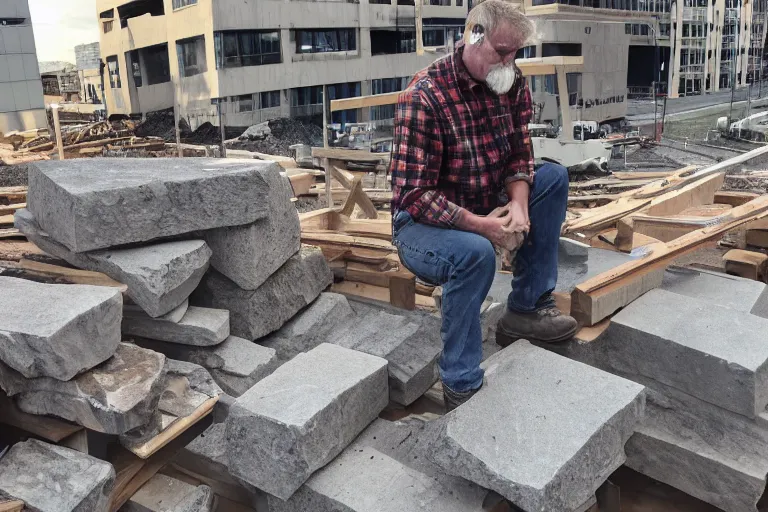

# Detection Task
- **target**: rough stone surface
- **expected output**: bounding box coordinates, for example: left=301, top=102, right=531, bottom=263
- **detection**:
left=260, top=293, right=355, bottom=363
left=623, top=383, right=768, bottom=512
left=125, top=299, right=189, bottom=325
left=123, top=306, right=230, bottom=347
left=559, top=237, right=590, bottom=259
left=27, top=158, right=278, bottom=252
left=0, top=276, right=122, bottom=380
left=335, top=297, right=442, bottom=406
left=661, top=266, right=768, bottom=313
left=0, top=343, right=166, bottom=434
left=750, top=286, right=768, bottom=319
left=192, top=246, right=332, bottom=340
left=577, top=288, right=768, bottom=418
left=0, top=439, right=115, bottom=512
left=175, top=423, right=236, bottom=486
left=269, top=446, right=484, bottom=512
left=203, top=171, right=300, bottom=290
left=226, top=343, right=389, bottom=500
left=158, top=359, right=221, bottom=418
left=16, top=207, right=211, bottom=317
left=555, top=247, right=663, bottom=294
left=427, top=341, right=645, bottom=512
left=121, top=474, right=213, bottom=512
left=133, top=335, right=278, bottom=397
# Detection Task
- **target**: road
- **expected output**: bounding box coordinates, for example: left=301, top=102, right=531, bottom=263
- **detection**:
left=626, top=87, right=768, bottom=123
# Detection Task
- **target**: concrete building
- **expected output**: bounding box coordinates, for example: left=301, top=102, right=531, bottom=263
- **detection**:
left=0, top=0, right=46, bottom=133
left=75, top=42, right=104, bottom=104
left=95, top=0, right=467, bottom=129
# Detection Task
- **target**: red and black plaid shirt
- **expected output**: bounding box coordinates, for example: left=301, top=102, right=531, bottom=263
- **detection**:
left=390, top=44, right=535, bottom=227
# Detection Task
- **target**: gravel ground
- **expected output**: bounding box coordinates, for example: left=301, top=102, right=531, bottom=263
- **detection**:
left=0, top=163, right=30, bottom=187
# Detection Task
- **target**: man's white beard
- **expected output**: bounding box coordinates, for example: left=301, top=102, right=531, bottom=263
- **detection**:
left=486, top=64, right=517, bottom=95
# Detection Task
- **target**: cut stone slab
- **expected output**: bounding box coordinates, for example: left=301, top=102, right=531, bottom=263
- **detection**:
left=559, top=237, right=590, bottom=259
left=0, top=439, right=115, bottom=512
left=133, top=335, right=278, bottom=397
left=226, top=343, right=389, bottom=500
left=0, top=276, right=122, bottom=380
left=158, top=359, right=221, bottom=418
left=623, top=383, right=768, bottom=512
left=16, top=207, right=211, bottom=318
left=175, top=423, right=236, bottom=486
left=27, top=158, right=279, bottom=252
left=203, top=171, right=300, bottom=290
left=123, top=306, right=230, bottom=347
left=192, top=246, right=332, bottom=340
left=427, top=340, right=645, bottom=512
left=125, top=299, right=189, bottom=325
left=751, top=286, right=768, bottom=319
left=260, top=292, right=355, bottom=363
left=661, top=265, right=768, bottom=313
left=121, top=474, right=213, bottom=512
left=0, top=343, right=166, bottom=434
left=578, top=288, right=768, bottom=418
left=555, top=246, right=663, bottom=294
left=334, top=297, right=442, bottom=406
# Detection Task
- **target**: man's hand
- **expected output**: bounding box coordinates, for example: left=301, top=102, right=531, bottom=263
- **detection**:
left=455, top=208, right=526, bottom=250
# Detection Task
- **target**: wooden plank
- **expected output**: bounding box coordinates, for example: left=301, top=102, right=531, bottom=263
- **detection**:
left=0, top=203, right=25, bottom=216
left=389, top=270, right=416, bottom=310
left=300, top=231, right=395, bottom=252
left=571, top=195, right=768, bottom=326
left=0, top=214, right=13, bottom=226
left=590, top=229, right=661, bottom=252
left=0, top=391, right=83, bottom=442
left=714, top=190, right=760, bottom=207
left=0, top=500, right=24, bottom=512
left=299, top=208, right=335, bottom=231
left=723, top=249, right=768, bottom=281
left=339, top=176, right=379, bottom=219
left=611, top=171, right=677, bottom=180
left=0, top=228, right=23, bottom=240
left=287, top=172, right=315, bottom=197
left=332, top=280, right=434, bottom=309
left=311, top=147, right=389, bottom=163
left=746, top=229, right=768, bottom=248
left=330, top=165, right=355, bottom=190
left=0, top=240, right=41, bottom=261
left=345, top=261, right=391, bottom=288
left=17, top=259, right=128, bottom=291
left=127, top=396, right=218, bottom=460
left=0, top=186, right=28, bottom=198
left=337, top=216, right=392, bottom=240
left=330, top=92, right=402, bottom=112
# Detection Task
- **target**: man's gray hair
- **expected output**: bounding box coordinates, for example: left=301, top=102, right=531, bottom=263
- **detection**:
left=465, top=0, right=535, bottom=45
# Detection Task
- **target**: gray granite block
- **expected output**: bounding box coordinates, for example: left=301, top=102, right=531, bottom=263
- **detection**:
left=268, top=447, right=484, bottom=512
left=226, top=343, right=389, bottom=500
left=125, top=299, right=189, bottom=324
left=661, top=266, right=768, bottom=313
left=27, top=158, right=278, bottom=252
left=121, top=474, right=213, bottom=512
left=175, top=423, right=236, bottom=485
left=580, top=288, right=768, bottom=418
left=555, top=246, right=663, bottom=294
left=0, top=343, right=166, bottom=434
left=559, top=237, right=590, bottom=259
left=260, top=292, right=355, bottom=363
left=123, top=306, right=230, bottom=347
left=133, top=335, right=278, bottom=397
left=192, top=246, right=332, bottom=340
left=0, top=276, right=122, bottom=380
left=751, top=286, right=768, bottom=319
left=204, top=172, right=300, bottom=290
left=333, top=297, right=442, bottom=406
left=17, top=206, right=211, bottom=317
left=428, top=341, right=645, bottom=512
left=0, top=439, right=115, bottom=512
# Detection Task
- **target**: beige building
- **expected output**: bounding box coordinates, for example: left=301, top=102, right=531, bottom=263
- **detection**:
left=0, top=0, right=46, bottom=133
left=95, top=0, right=467, bottom=129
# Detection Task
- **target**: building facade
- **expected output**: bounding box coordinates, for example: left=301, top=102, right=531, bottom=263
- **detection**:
left=95, top=0, right=467, bottom=128
left=0, top=0, right=46, bottom=133
left=75, top=42, right=104, bottom=104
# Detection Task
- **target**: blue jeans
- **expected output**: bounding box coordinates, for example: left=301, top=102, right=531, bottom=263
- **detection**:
left=393, top=163, right=569, bottom=392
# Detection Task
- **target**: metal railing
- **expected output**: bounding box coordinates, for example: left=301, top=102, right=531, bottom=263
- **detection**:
left=680, top=64, right=705, bottom=74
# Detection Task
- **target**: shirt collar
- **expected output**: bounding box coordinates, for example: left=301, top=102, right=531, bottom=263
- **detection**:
left=452, top=43, right=482, bottom=92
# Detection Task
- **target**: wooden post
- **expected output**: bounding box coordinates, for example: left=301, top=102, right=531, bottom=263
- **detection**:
left=218, top=101, right=226, bottom=158
left=416, top=0, right=424, bottom=56
left=322, top=158, right=333, bottom=209
left=556, top=66, right=573, bottom=141
left=322, top=84, right=329, bottom=148
left=51, top=105, right=65, bottom=161
left=174, top=81, right=183, bottom=158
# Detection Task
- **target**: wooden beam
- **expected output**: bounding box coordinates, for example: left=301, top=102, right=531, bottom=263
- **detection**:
left=610, top=171, right=677, bottom=180
left=332, top=280, right=435, bottom=309
left=746, top=229, right=768, bottom=248
left=339, top=176, right=379, bottom=219
left=299, top=208, right=336, bottom=231
left=571, top=195, right=768, bottom=326
left=0, top=500, right=24, bottom=512
left=714, top=190, right=760, bottom=207
left=330, top=92, right=402, bottom=112
left=0, top=391, right=83, bottom=442
left=330, top=165, right=355, bottom=190
left=311, top=147, right=388, bottom=163
left=0, top=203, right=25, bottom=216
left=17, top=259, right=128, bottom=291
left=287, top=172, right=315, bottom=197
left=390, top=270, right=416, bottom=310
left=723, top=249, right=768, bottom=281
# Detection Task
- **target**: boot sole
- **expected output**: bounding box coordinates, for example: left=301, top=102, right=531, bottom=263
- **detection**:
left=496, top=324, right=578, bottom=347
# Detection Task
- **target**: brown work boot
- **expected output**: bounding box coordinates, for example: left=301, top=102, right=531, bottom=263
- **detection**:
left=443, top=383, right=482, bottom=412
left=495, top=306, right=578, bottom=347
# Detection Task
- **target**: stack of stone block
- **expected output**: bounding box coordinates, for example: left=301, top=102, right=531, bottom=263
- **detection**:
left=549, top=253, right=768, bottom=511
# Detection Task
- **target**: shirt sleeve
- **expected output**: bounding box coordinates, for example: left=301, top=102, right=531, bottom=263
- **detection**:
left=504, top=78, right=535, bottom=186
left=390, top=84, right=464, bottom=227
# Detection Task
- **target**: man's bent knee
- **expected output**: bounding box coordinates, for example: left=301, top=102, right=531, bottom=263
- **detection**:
left=536, top=162, right=569, bottom=194
left=460, top=235, right=496, bottom=276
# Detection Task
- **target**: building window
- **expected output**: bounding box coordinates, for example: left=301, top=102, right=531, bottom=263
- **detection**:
left=106, top=56, right=121, bottom=88
left=103, top=21, right=114, bottom=33
left=144, top=44, right=171, bottom=85
left=173, top=0, right=198, bottom=9
left=261, top=90, right=281, bottom=109
left=566, top=72, right=582, bottom=106
left=296, top=29, right=356, bottom=54
left=236, top=94, right=255, bottom=112
left=371, top=29, right=416, bottom=55
left=214, top=31, right=281, bottom=69
left=423, top=28, right=445, bottom=46
left=128, top=50, right=142, bottom=88
left=543, top=74, right=558, bottom=94
left=99, top=9, right=114, bottom=18
left=371, top=77, right=409, bottom=120
left=0, top=18, right=25, bottom=26
left=457, top=0, right=463, bottom=5
left=516, top=45, right=537, bottom=58
left=542, top=43, right=582, bottom=57
left=176, top=36, right=207, bottom=77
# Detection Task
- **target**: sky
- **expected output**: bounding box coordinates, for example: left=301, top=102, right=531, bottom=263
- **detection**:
left=28, top=0, right=99, bottom=63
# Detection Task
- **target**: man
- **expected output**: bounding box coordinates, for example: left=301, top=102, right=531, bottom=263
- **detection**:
left=389, top=0, right=577, bottom=411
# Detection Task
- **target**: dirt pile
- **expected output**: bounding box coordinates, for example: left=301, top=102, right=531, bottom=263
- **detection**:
left=227, top=118, right=323, bottom=157
left=135, top=110, right=177, bottom=141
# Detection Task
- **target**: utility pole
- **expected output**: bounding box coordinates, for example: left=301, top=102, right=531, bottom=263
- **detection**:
left=218, top=101, right=226, bottom=158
